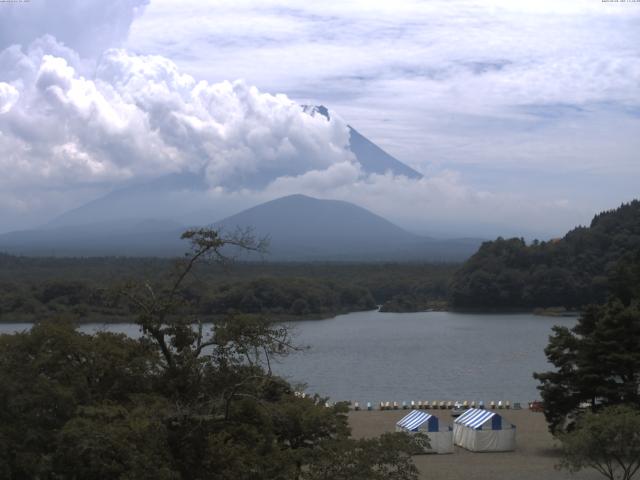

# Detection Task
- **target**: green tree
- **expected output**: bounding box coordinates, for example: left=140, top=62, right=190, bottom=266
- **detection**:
left=450, top=201, right=640, bottom=310
left=290, top=298, right=310, bottom=315
left=0, top=321, right=157, bottom=478
left=0, top=228, right=424, bottom=479
left=558, top=405, right=640, bottom=480
left=534, top=300, right=640, bottom=433
left=534, top=246, right=640, bottom=433
left=303, top=433, right=426, bottom=480
left=53, top=397, right=179, bottom=480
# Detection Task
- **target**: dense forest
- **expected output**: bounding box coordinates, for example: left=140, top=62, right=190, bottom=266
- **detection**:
left=449, top=200, right=640, bottom=310
left=0, top=229, right=425, bottom=479
left=0, top=255, right=456, bottom=322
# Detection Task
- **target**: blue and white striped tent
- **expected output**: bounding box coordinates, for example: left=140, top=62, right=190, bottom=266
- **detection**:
left=453, top=408, right=515, bottom=452
left=395, top=410, right=453, bottom=454
left=455, top=409, right=502, bottom=430
left=396, top=410, right=439, bottom=432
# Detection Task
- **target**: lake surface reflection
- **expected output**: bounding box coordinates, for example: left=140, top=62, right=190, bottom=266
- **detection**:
left=0, top=310, right=575, bottom=404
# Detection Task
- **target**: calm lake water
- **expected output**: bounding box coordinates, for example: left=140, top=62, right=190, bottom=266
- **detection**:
left=0, top=310, right=575, bottom=404
left=275, top=310, right=576, bottom=404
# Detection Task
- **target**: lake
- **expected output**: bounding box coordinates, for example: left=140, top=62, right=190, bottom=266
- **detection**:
left=276, top=310, right=576, bottom=404
left=0, top=310, right=575, bottom=404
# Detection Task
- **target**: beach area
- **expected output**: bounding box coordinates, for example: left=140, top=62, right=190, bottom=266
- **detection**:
left=348, top=409, right=601, bottom=480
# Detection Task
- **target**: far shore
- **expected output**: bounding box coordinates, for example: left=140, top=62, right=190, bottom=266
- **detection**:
left=0, top=305, right=582, bottom=325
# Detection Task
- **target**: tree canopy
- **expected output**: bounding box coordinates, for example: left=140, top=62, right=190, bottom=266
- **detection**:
left=0, top=254, right=455, bottom=322
left=534, top=248, right=640, bottom=434
left=450, top=200, right=640, bottom=310
left=558, top=405, right=640, bottom=480
left=0, top=228, right=424, bottom=479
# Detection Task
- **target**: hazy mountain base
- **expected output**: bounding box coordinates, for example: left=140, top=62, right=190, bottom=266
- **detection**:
left=0, top=195, right=482, bottom=261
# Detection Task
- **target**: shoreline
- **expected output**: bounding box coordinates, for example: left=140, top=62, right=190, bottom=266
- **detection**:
left=0, top=305, right=582, bottom=324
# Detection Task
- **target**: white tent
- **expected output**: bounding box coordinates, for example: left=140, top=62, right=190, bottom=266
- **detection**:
left=453, top=408, right=516, bottom=452
left=395, top=410, right=453, bottom=454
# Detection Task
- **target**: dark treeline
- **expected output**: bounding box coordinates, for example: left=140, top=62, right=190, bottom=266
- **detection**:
left=449, top=200, right=640, bottom=310
left=0, top=255, right=457, bottom=321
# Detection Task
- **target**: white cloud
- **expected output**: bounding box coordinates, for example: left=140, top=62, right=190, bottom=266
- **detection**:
left=0, top=83, right=18, bottom=114
left=0, top=39, right=363, bottom=229
left=0, top=40, right=357, bottom=187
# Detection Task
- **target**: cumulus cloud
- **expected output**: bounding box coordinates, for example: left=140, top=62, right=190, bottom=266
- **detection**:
left=0, top=38, right=366, bottom=230
left=0, top=39, right=357, bottom=188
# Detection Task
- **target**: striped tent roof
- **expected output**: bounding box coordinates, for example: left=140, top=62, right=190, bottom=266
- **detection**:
left=454, top=408, right=497, bottom=429
left=396, top=410, right=434, bottom=431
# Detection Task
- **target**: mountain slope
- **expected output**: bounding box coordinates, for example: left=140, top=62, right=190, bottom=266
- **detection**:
left=302, top=105, right=422, bottom=179
left=49, top=172, right=209, bottom=227
left=0, top=194, right=480, bottom=261
left=449, top=200, right=640, bottom=309
left=216, top=194, right=419, bottom=260
left=216, top=194, right=477, bottom=261
left=348, top=126, right=422, bottom=179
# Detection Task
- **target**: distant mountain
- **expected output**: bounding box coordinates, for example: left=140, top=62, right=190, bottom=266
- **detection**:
left=449, top=200, right=640, bottom=310
left=48, top=106, right=422, bottom=228
left=0, top=194, right=480, bottom=261
left=216, top=194, right=478, bottom=261
left=49, top=172, right=209, bottom=228
left=216, top=194, right=418, bottom=260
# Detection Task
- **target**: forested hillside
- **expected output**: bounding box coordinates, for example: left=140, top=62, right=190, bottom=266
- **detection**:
left=0, top=256, right=455, bottom=321
left=449, top=200, right=640, bottom=310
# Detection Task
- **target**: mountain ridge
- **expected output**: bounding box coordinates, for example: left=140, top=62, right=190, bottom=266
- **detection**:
left=0, top=194, right=480, bottom=261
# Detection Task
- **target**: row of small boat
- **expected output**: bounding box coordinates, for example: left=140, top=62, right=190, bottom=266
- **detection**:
left=291, top=393, right=523, bottom=411
left=352, top=400, right=519, bottom=411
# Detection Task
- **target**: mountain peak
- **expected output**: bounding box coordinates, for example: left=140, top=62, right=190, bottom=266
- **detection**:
left=301, top=104, right=330, bottom=120
left=274, top=193, right=315, bottom=201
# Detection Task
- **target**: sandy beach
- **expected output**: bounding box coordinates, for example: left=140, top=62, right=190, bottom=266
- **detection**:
left=348, top=409, right=601, bottom=480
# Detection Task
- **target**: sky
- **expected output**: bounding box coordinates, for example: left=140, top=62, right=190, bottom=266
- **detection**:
left=0, top=0, right=639, bottom=238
